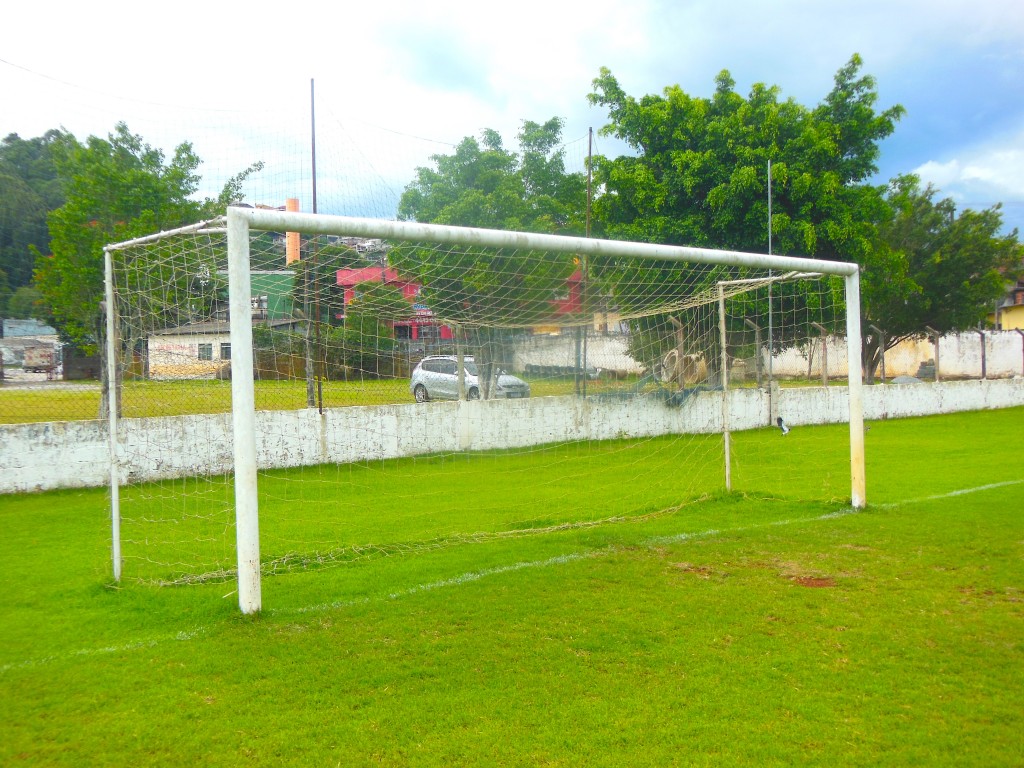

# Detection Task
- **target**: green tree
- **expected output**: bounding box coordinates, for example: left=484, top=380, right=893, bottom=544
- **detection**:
left=35, top=122, right=260, bottom=350
left=345, top=281, right=413, bottom=324
left=36, top=124, right=205, bottom=348
left=398, top=119, right=587, bottom=234
left=862, top=175, right=1023, bottom=377
left=395, top=119, right=587, bottom=396
left=587, top=55, right=904, bottom=368
left=0, top=268, right=11, bottom=316
left=588, top=54, right=902, bottom=258
left=0, top=131, right=65, bottom=291
left=7, top=285, right=44, bottom=319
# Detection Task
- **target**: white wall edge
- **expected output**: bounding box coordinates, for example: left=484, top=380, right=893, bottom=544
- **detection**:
left=2, top=377, right=1021, bottom=495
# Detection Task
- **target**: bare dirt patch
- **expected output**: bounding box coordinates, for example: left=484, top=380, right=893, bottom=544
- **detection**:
left=791, top=576, right=836, bottom=588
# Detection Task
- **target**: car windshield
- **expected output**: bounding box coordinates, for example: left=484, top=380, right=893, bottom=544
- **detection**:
left=463, top=361, right=478, bottom=376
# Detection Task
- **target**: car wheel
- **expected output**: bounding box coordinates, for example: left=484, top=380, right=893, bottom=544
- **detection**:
left=414, top=384, right=429, bottom=403
left=467, top=387, right=480, bottom=400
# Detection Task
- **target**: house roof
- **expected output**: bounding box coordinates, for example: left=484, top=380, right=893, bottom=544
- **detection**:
left=153, top=318, right=300, bottom=336
left=336, top=267, right=403, bottom=287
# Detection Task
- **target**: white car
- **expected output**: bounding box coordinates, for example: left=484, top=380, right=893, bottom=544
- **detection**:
left=410, top=355, right=530, bottom=402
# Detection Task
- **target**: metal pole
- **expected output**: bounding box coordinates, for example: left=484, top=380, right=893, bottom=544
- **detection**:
left=310, top=78, right=318, bottom=216
left=719, top=284, right=731, bottom=492
left=767, top=159, right=772, bottom=257
left=743, top=318, right=763, bottom=387
left=103, top=248, right=121, bottom=582
left=583, top=127, right=593, bottom=399
left=767, top=160, right=774, bottom=421
left=227, top=207, right=262, bottom=614
left=310, top=78, right=323, bottom=411
left=586, top=128, right=593, bottom=239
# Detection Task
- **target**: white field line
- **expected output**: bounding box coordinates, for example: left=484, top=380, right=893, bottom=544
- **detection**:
left=871, top=479, right=1024, bottom=509
left=3, top=480, right=1019, bottom=674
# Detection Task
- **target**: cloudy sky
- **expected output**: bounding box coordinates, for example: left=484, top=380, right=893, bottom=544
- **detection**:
left=3, top=0, right=1023, bottom=233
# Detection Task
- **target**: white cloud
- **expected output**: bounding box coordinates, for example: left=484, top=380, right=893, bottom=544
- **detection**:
left=914, top=160, right=964, bottom=189
left=913, top=133, right=1024, bottom=232
left=916, top=135, right=1024, bottom=199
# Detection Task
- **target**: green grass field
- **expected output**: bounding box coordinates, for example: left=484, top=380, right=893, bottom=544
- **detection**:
left=2, top=409, right=1022, bottom=766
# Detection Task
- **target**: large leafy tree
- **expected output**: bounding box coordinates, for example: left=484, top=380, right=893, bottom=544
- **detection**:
left=394, top=118, right=588, bottom=396
left=588, top=54, right=902, bottom=259
left=398, top=118, right=586, bottom=234
left=0, top=130, right=66, bottom=296
left=586, top=55, right=904, bottom=368
left=862, top=175, right=1022, bottom=377
left=35, top=122, right=258, bottom=349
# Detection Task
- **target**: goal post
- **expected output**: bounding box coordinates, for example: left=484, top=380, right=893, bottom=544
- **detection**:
left=844, top=269, right=866, bottom=509
left=227, top=210, right=262, bottom=614
left=105, top=207, right=865, bottom=614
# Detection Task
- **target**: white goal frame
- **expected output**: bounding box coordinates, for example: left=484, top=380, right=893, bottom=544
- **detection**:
left=106, top=206, right=865, bottom=613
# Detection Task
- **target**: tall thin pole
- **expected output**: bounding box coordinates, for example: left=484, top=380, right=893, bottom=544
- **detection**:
left=311, top=78, right=323, bottom=411
left=586, top=128, right=593, bottom=239
left=767, top=160, right=774, bottom=420
left=767, top=160, right=772, bottom=258
left=310, top=79, right=318, bottom=216
left=718, top=283, right=731, bottom=491
left=582, top=128, right=593, bottom=398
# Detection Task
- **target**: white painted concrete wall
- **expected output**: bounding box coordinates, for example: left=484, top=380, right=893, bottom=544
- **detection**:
left=512, top=330, right=1024, bottom=380
left=765, top=330, right=1024, bottom=379
left=513, top=334, right=644, bottom=375
left=2, top=378, right=1021, bottom=494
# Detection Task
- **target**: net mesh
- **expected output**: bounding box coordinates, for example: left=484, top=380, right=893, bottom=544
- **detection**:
left=107, top=220, right=849, bottom=587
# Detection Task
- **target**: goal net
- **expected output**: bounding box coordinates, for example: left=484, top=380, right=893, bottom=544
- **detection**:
left=104, top=209, right=864, bottom=612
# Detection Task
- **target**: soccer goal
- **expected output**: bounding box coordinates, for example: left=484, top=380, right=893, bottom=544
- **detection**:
left=104, top=207, right=864, bottom=613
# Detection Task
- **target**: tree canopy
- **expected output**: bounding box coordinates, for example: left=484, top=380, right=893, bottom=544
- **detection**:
left=582, top=56, right=906, bottom=362
left=394, top=118, right=588, bottom=320
left=398, top=118, right=587, bottom=235
left=0, top=130, right=66, bottom=296
left=34, top=122, right=260, bottom=348
left=860, top=175, right=1023, bottom=373
left=587, top=54, right=904, bottom=263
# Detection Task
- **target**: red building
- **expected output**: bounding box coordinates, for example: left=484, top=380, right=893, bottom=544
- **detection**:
left=335, top=267, right=454, bottom=342
left=336, top=266, right=590, bottom=339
